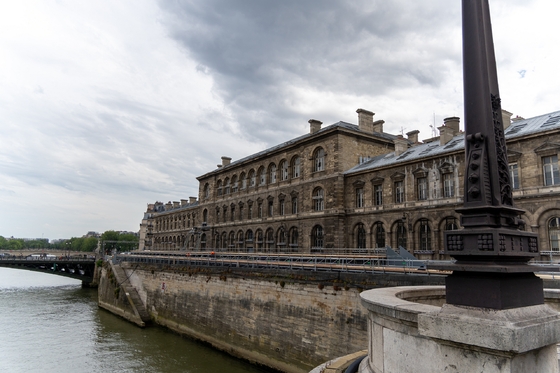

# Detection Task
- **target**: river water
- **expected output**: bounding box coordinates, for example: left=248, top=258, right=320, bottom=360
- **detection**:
left=0, top=268, right=271, bottom=373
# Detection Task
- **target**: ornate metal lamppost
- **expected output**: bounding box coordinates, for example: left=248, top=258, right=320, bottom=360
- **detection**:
left=432, top=0, right=546, bottom=309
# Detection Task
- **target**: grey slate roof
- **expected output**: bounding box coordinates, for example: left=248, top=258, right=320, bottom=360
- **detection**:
left=345, top=109, right=560, bottom=175
left=198, top=121, right=398, bottom=178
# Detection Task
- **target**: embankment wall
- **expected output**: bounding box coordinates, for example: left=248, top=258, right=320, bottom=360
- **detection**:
left=98, top=262, right=444, bottom=372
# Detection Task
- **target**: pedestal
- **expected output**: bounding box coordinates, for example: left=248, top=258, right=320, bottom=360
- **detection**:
left=359, top=286, right=560, bottom=373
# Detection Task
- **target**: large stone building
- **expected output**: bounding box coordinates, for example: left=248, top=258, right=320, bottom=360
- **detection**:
left=139, top=108, right=560, bottom=262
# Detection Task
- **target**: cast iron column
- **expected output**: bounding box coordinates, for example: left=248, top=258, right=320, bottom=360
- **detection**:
left=437, top=0, right=544, bottom=309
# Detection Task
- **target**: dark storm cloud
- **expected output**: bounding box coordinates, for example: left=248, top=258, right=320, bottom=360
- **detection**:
left=158, top=0, right=461, bottom=143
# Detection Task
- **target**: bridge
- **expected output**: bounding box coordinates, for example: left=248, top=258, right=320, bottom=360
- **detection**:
left=0, top=256, right=97, bottom=284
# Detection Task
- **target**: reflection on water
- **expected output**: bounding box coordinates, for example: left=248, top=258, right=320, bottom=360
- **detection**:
left=0, top=268, right=270, bottom=373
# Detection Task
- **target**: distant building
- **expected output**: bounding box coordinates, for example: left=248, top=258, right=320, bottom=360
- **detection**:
left=139, top=108, right=560, bottom=261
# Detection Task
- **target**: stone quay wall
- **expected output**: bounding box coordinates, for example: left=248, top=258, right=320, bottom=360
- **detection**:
left=98, top=262, right=444, bottom=372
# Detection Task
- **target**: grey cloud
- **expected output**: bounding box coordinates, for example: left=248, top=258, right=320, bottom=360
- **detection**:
left=158, top=0, right=462, bottom=143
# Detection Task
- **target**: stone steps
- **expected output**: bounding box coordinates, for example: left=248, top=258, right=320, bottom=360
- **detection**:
left=111, top=264, right=151, bottom=323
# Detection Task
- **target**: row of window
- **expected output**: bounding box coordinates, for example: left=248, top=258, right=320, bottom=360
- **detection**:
left=204, top=148, right=327, bottom=199
left=203, top=188, right=326, bottom=223
left=354, top=173, right=455, bottom=208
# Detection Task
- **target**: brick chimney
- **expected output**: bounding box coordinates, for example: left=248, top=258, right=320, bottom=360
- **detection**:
left=406, top=130, right=420, bottom=144
left=189, top=196, right=197, bottom=204
left=309, top=119, right=322, bottom=134
left=373, top=120, right=384, bottom=133
left=502, top=109, right=513, bottom=130
left=357, top=108, right=375, bottom=132
left=221, top=156, right=231, bottom=167
left=394, top=135, right=408, bottom=156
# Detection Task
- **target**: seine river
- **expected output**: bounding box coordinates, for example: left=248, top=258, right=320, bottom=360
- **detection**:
left=0, top=268, right=271, bottom=373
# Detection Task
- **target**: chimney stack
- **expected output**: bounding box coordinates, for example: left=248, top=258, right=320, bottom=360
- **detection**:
left=309, top=119, right=322, bottom=134
left=221, top=156, right=231, bottom=167
left=443, top=117, right=460, bottom=135
left=394, top=135, right=408, bottom=156
left=406, top=130, right=420, bottom=144
left=501, top=109, right=513, bottom=130
left=181, top=199, right=188, bottom=206
left=189, top=196, right=197, bottom=204
left=357, top=108, right=375, bottom=132
left=165, top=201, right=172, bottom=211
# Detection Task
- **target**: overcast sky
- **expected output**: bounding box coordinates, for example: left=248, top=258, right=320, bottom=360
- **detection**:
left=1, top=0, right=558, bottom=240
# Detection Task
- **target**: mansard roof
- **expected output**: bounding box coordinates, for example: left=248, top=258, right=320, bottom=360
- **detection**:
left=345, top=109, right=560, bottom=175
left=197, top=121, right=398, bottom=179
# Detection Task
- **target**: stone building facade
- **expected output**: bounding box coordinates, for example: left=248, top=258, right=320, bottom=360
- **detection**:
left=140, top=108, right=560, bottom=262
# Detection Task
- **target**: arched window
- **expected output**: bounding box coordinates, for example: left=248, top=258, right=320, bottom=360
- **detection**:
left=280, top=160, right=289, bottom=181
left=311, top=225, right=324, bottom=249
left=246, top=230, right=254, bottom=243
left=396, top=221, right=407, bottom=249
left=204, top=183, right=209, bottom=199
left=314, top=147, right=325, bottom=172
left=277, top=227, right=286, bottom=250
left=228, top=231, right=235, bottom=251
left=217, top=180, right=223, bottom=196
left=237, top=231, right=244, bottom=249
left=202, top=209, right=208, bottom=223
left=356, top=223, right=366, bottom=249
left=444, top=217, right=458, bottom=231
left=256, top=229, right=263, bottom=250
left=258, top=167, right=266, bottom=186
left=269, top=163, right=277, bottom=184
left=313, top=188, right=324, bottom=211
left=292, top=156, right=301, bottom=178
left=265, top=228, right=274, bottom=250
left=224, top=177, right=230, bottom=194
left=240, top=172, right=247, bottom=190
left=215, top=233, right=221, bottom=249
left=549, top=217, right=560, bottom=252
left=221, top=232, right=227, bottom=249
left=374, top=222, right=385, bottom=248
left=418, top=219, right=431, bottom=251
left=292, top=197, right=298, bottom=214
left=289, top=227, right=298, bottom=250
left=200, top=233, right=207, bottom=249
left=231, top=175, right=238, bottom=193
left=248, top=170, right=256, bottom=187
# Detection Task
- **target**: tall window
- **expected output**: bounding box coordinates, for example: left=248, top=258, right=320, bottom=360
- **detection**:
left=240, top=173, right=247, bottom=190
left=223, top=207, right=227, bottom=223
left=239, top=205, right=244, bottom=221
left=217, top=180, right=223, bottom=196
left=396, top=221, right=407, bottom=249
left=248, top=204, right=253, bottom=219
left=543, top=155, right=560, bottom=186
left=277, top=228, right=286, bottom=248
left=269, top=164, right=277, bottom=184
left=292, top=197, right=298, bottom=214
left=258, top=203, right=263, bottom=218
left=313, top=188, right=324, bottom=211
left=417, top=177, right=428, bottom=200
left=549, top=217, right=560, bottom=252
left=268, top=200, right=274, bottom=217
left=216, top=208, right=220, bottom=222
left=311, top=225, right=324, bottom=249
left=289, top=228, right=298, bottom=249
left=259, top=168, right=266, bottom=186
left=419, top=220, right=431, bottom=251
left=246, top=230, right=254, bottom=244
left=281, top=161, right=289, bottom=181
left=256, top=230, right=263, bottom=249
left=203, top=209, right=208, bottom=223
left=249, top=170, right=256, bottom=187
left=279, top=199, right=285, bottom=215
left=231, top=176, right=238, bottom=193
left=230, top=206, right=235, bottom=222
left=509, top=164, right=519, bottom=190
left=374, top=184, right=383, bottom=206
left=374, top=222, right=385, bottom=248
left=224, top=178, right=231, bottom=194
left=394, top=181, right=404, bottom=203
left=292, top=156, right=301, bottom=178
left=265, top=228, right=274, bottom=249
left=443, top=173, right=454, bottom=197
left=204, top=184, right=209, bottom=199
left=356, top=223, right=366, bottom=249
left=356, top=187, right=364, bottom=208
left=314, top=148, right=325, bottom=172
